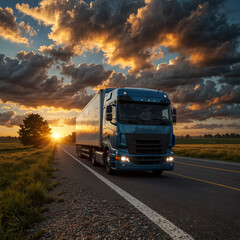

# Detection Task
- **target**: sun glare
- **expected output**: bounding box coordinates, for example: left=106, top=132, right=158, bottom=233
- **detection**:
left=52, top=133, right=61, bottom=139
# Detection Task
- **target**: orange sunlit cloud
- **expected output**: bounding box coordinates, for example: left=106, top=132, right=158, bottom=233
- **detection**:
left=0, top=7, right=29, bottom=44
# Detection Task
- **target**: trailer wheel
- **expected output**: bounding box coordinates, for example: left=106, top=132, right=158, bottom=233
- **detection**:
left=91, top=150, right=98, bottom=166
left=105, top=150, right=116, bottom=175
left=77, top=147, right=83, bottom=158
left=152, top=170, right=162, bottom=175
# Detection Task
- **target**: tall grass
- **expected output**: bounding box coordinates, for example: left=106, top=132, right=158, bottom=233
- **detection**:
left=173, top=144, right=240, bottom=162
left=176, top=138, right=240, bottom=144
left=0, top=143, right=55, bottom=240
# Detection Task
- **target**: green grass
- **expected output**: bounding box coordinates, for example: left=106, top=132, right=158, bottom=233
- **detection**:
left=0, top=143, right=56, bottom=240
left=176, top=138, right=240, bottom=144
left=173, top=144, right=240, bottom=163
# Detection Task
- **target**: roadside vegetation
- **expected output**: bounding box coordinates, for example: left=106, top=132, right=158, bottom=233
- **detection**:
left=174, top=138, right=240, bottom=163
left=176, top=138, right=240, bottom=144
left=0, top=142, right=56, bottom=240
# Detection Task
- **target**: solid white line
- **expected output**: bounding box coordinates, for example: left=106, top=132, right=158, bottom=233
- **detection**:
left=176, top=156, right=240, bottom=166
left=62, top=148, right=194, bottom=240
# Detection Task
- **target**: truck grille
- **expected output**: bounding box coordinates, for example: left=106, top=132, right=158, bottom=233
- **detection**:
left=125, top=133, right=170, bottom=155
left=131, top=156, right=164, bottom=165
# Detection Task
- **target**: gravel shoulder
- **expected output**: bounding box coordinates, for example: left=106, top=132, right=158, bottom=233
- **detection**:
left=28, top=148, right=171, bottom=240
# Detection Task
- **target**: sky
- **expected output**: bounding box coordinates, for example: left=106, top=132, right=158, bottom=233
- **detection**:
left=0, top=0, right=240, bottom=137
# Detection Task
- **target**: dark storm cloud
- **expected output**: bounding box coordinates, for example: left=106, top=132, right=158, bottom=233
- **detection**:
left=177, top=104, right=240, bottom=123
left=17, top=0, right=240, bottom=72
left=0, top=111, right=29, bottom=127
left=62, top=63, right=113, bottom=89
left=183, top=123, right=240, bottom=130
left=104, top=57, right=230, bottom=91
left=39, top=45, right=74, bottom=62
left=165, top=2, right=240, bottom=66
left=169, top=81, right=240, bottom=107
left=9, top=112, right=30, bottom=127
left=0, top=7, right=28, bottom=44
left=219, top=64, right=240, bottom=85
left=0, top=52, right=105, bottom=110
left=0, top=110, right=14, bottom=125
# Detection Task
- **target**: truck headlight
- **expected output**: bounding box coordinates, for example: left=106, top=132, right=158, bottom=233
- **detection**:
left=116, top=155, right=130, bottom=162
left=166, top=156, right=174, bottom=162
left=121, top=156, right=129, bottom=162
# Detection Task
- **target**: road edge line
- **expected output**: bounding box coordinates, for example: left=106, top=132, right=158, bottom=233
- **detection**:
left=62, top=148, right=194, bottom=240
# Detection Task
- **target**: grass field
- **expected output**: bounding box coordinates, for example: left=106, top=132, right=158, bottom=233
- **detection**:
left=173, top=144, right=240, bottom=163
left=175, top=138, right=240, bottom=144
left=0, top=143, right=56, bottom=240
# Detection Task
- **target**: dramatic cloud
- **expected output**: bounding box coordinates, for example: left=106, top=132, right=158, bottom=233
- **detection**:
left=0, top=111, right=30, bottom=127
left=62, top=63, right=113, bottom=89
left=9, top=112, right=30, bottom=127
left=0, top=110, right=14, bottom=125
left=0, top=52, right=116, bottom=110
left=46, top=118, right=62, bottom=127
left=170, top=82, right=240, bottom=106
left=63, top=117, right=76, bottom=126
left=39, top=44, right=74, bottom=62
left=46, top=117, right=76, bottom=127
left=161, top=2, right=240, bottom=66
left=177, top=104, right=240, bottom=123
left=0, top=7, right=29, bottom=44
left=16, top=0, right=240, bottom=72
left=19, top=21, right=37, bottom=37
left=102, top=56, right=231, bottom=91
left=219, top=64, right=240, bottom=85
left=183, top=123, right=240, bottom=130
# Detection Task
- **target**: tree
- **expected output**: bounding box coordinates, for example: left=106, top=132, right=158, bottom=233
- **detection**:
left=18, top=114, right=52, bottom=147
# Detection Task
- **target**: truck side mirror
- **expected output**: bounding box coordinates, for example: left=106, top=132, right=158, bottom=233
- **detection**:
left=172, top=108, right=177, bottom=115
left=172, top=115, right=177, bottom=124
left=106, top=105, right=112, bottom=113
left=106, top=113, right=112, bottom=121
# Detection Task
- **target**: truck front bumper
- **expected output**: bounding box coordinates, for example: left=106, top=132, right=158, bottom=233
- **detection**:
left=112, top=149, right=174, bottom=172
left=115, top=161, right=174, bottom=171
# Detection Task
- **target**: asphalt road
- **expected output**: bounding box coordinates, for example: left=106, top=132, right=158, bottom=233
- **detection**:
left=57, top=144, right=240, bottom=240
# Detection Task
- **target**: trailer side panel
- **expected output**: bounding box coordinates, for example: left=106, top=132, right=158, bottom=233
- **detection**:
left=76, top=93, right=102, bottom=147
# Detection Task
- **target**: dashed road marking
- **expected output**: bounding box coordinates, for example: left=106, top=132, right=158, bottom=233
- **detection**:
left=176, top=156, right=240, bottom=166
left=62, top=148, right=194, bottom=240
left=168, top=172, right=240, bottom=191
left=175, top=161, right=240, bottom=174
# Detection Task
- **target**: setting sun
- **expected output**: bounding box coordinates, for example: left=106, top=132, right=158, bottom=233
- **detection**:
left=52, top=133, right=61, bottom=139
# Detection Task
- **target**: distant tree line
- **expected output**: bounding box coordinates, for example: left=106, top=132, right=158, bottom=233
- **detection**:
left=178, top=133, right=240, bottom=139
left=0, top=136, right=19, bottom=143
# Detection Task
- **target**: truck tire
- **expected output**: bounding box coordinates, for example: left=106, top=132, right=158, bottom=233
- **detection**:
left=105, top=150, right=116, bottom=175
left=152, top=170, right=163, bottom=175
left=91, top=150, right=98, bottom=166
left=77, top=147, right=83, bottom=158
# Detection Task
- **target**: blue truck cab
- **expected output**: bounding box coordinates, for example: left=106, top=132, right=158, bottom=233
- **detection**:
left=76, top=87, right=176, bottom=175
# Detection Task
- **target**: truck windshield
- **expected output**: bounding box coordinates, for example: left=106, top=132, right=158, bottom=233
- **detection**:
left=118, top=102, right=172, bottom=125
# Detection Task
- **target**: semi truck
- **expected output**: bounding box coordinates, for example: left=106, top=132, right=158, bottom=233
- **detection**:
left=76, top=87, right=176, bottom=175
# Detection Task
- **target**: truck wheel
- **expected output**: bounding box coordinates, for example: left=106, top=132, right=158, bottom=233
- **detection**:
left=91, top=150, right=97, bottom=166
left=105, top=150, right=116, bottom=175
left=77, top=147, right=83, bottom=158
left=152, top=170, right=163, bottom=175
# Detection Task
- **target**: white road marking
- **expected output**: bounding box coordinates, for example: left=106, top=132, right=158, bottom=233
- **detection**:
left=176, top=156, right=240, bottom=166
left=62, top=148, right=194, bottom=240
